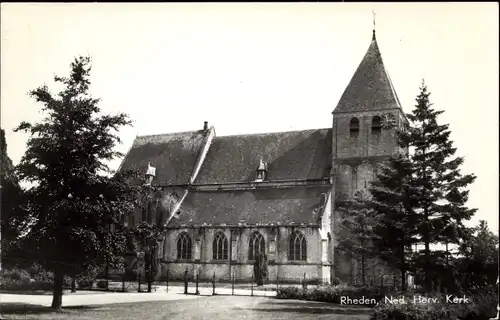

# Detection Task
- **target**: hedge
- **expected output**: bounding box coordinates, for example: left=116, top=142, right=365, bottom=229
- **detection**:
left=371, top=289, right=498, bottom=320
left=276, top=284, right=384, bottom=306
left=0, top=266, right=72, bottom=292
left=277, top=284, right=498, bottom=320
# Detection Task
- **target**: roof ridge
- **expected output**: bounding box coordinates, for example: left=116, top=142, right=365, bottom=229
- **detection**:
left=216, top=128, right=331, bottom=138
left=385, top=68, right=403, bottom=110
left=136, top=130, right=203, bottom=139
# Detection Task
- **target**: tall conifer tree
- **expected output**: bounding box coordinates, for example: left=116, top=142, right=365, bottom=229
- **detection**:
left=369, top=81, right=477, bottom=292
left=369, top=154, right=418, bottom=291
left=336, top=189, right=377, bottom=286
left=401, top=82, right=476, bottom=290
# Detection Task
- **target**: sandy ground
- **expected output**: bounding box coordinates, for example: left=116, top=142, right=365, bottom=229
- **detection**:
left=0, top=285, right=275, bottom=307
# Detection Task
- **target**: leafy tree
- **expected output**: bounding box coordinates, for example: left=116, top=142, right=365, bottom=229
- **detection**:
left=126, top=186, right=180, bottom=292
left=13, top=56, right=139, bottom=310
left=0, top=129, right=29, bottom=270
left=456, top=220, right=498, bottom=291
left=336, top=189, right=377, bottom=286
left=399, top=81, right=477, bottom=291
left=132, top=221, right=164, bottom=292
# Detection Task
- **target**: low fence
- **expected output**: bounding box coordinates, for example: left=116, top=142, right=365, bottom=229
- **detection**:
left=95, top=269, right=402, bottom=296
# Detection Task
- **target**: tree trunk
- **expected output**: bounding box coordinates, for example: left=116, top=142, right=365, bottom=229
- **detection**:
left=71, top=277, right=76, bottom=293
left=51, top=269, right=64, bottom=310
left=360, top=224, right=366, bottom=287
left=147, top=282, right=152, bottom=293
left=401, top=241, right=406, bottom=292
left=361, top=253, right=365, bottom=286
left=424, top=209, right=431, bottom=292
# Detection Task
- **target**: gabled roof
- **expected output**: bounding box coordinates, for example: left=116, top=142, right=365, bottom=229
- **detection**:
left=194, top=128, right=332, bottom=184
left=118, top=130, right=208, bottom=185
left=333, top=31, right=402, bottom=114
left=167, top=186, right=331, bottom=228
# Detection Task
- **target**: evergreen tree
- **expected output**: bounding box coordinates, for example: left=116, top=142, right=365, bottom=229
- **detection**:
left=399, top=81, right=477, bottom=291
left=369, top=154, right=418, bottom=291
left=369, top=81, right=477, bottom=292
left=336, top=189, right=377, bottom=286
left=13, top=56, right=140, bottom=310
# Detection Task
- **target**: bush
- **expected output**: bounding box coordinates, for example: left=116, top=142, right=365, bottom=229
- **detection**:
left=0, top=265, right=73, bottom=291
left=277, top=284, right=384, bottom=305
left=331, top=276, right=343, bottom=286
left=124, top=267, right=137, bottom=281
left=1, top=267, right=52, bottom=291
left=96, top=280, right=108, bottom=289
left=371, top=288, right=498, bottom=320
left=77, top=276, right=95, bottom=289
left=277, top=286, right=306, bottom=300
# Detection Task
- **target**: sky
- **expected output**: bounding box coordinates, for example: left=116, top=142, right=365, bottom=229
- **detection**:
left=1, top=3, right=498, bottom=233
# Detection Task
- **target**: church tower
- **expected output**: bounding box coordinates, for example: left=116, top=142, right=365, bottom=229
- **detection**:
left=332, top=27, right=406, bottom=202
left=330, top=26, right=407, bottom=283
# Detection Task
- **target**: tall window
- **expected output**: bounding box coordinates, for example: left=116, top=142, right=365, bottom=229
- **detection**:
left=213, top=232, right=229, bottom=260
left=372, top=115, right=382, bottom=134
left=248, top=231, right=265, bottom=260
left=177, top=232, right=192, bottom=260
left=288, top=231, right=307, bottom=261
left=349, top=117, right=360, bottom=136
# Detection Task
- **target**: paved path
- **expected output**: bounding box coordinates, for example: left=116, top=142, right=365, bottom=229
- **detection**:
left=0, top=286, right=275, bottom=308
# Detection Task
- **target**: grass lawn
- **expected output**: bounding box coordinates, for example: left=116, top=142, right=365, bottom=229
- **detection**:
left=1, top=295, right=372, bottom=320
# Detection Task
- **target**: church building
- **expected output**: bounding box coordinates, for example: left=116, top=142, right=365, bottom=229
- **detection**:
left=118, top=28, right=407, bottom=285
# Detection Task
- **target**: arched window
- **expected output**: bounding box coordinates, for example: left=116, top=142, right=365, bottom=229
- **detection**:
left=248, top=231, right=265, bottom=260
left=372, top=116, right=382, bottom=134
left=177, top=232, right=192, bottom=260
left=288, top=231, right=307, bottom=261
left=349, top=118, right=360, bottom=136
left=213, top=232, right=229, bottom=260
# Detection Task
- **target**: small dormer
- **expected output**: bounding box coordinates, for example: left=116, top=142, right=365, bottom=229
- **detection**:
left=145, top=162, right=156, bottom=185
left=255, top=157, right=268, bottom=182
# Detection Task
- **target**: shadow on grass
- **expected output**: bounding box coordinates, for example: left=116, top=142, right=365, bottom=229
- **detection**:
left=0, top=290, right=55, bottom=296
left=249, top=307, right=372, bottom=315
left=0, top=288, right=85, bottom=296
left=0, top=303, right=101, bottom=315
left=258, top=301, right=373, bottom=315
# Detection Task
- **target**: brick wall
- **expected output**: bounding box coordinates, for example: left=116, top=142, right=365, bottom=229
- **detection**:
left=160, top=226, right=330, bottom=283
left=333, top=109, right=403, bottom=160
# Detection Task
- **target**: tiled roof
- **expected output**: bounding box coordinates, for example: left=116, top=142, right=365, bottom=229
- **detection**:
left=333, top=32, right=402, bottom=113
left=167, top=186, right=331, bottom=228
left=118, top=130, right=208, bottom=185
left=194, top=129, right=332, bottom=184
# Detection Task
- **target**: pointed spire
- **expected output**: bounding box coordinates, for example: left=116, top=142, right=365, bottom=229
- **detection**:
left=332, top=21, right=403, bottom=114
left=372, top=10, right=376, bottom=41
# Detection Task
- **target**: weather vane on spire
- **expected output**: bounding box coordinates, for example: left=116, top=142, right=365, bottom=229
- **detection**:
left=372, top=10, right=376, bottom=40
